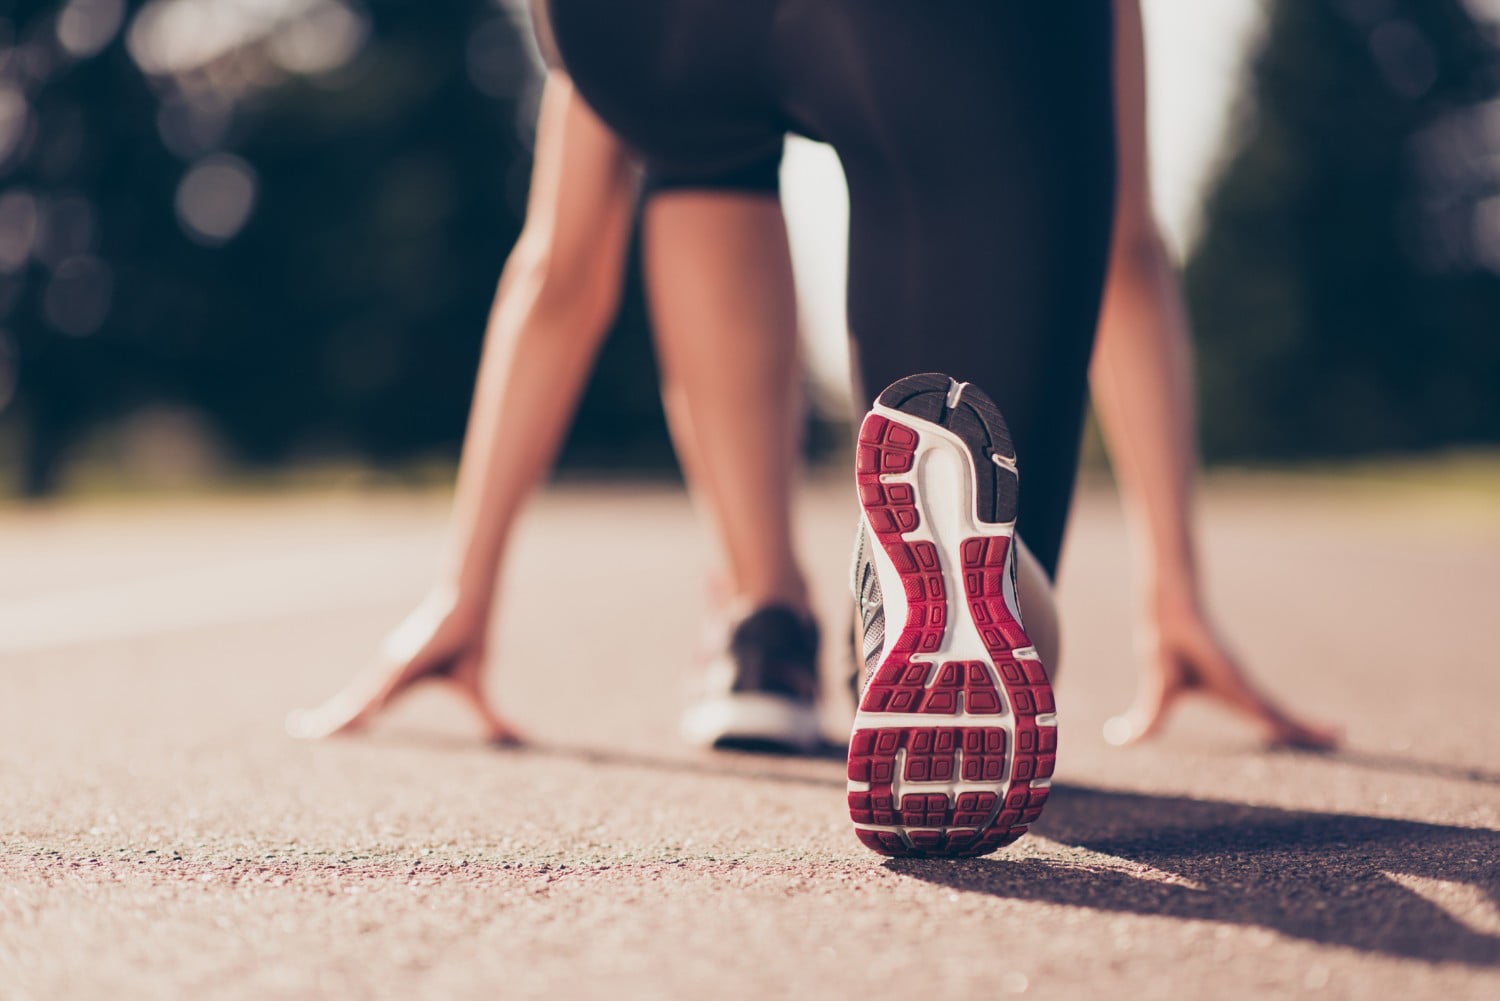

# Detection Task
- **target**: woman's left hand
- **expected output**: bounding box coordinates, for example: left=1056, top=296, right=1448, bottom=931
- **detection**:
left=1104, top=598, right=1342, bottom=750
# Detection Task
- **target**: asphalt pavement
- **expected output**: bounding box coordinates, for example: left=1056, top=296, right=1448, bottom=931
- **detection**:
left=2, top=473, right=1497, bottom=1000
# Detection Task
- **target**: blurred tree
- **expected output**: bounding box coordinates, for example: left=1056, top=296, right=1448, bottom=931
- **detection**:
left=0, top=0, right=671, bottom=497
left=1187, top=0, right=1500, bottom=460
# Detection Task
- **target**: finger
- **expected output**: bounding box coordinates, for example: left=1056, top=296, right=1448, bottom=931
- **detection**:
left=286, top=653, right=439, bottom=740
left=469, top=695, right=525, bottom=746
left=451, top=681, right=523, bottom=745
left=1265, top=715, right=1343, bottom=751
left=439, top=658, right=523, bottom=745
left=285, top=694, right=371, bottom=739
left=481, top=711, right=526, bottom=747
left=1103, top=667, right=1179, bottom=746
left=1189, top=646, right=1342, bottom=750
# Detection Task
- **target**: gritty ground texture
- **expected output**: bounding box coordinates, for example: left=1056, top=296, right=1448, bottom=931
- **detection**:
left=2, top=475, right=1498, bottom=1001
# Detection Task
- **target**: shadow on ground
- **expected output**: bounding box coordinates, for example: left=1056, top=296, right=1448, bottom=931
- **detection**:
left=1254, top=746, right=1500, bottom=788
left=891, top=784, right=1500, bottom=966
left=370, top=731, right=1500, bottom=964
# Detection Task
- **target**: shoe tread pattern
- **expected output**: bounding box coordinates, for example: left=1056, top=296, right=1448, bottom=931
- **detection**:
left=850, top=374, right=1056, bottom=859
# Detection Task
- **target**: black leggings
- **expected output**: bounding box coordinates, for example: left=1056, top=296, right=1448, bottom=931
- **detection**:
left=544, top=0, right=1117, bottom=578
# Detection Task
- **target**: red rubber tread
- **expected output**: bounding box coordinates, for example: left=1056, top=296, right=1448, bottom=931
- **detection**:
left=849, top=411, right=1058, bottom=859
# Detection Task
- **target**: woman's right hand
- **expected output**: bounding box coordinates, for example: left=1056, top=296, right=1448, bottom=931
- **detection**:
left=286, top=588, right=521, bottom=744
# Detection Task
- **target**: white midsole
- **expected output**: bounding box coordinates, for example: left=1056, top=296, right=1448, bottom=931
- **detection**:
left=682, top=693, right=823, bottom=750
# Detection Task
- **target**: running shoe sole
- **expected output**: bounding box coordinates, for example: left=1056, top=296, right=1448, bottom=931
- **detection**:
left=847, top=373, right=1056, bottom=858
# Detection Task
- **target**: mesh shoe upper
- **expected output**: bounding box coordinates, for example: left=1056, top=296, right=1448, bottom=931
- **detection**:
left=849, top=524, right=885, bottom=701
left=721, top=605, right=820, bottom=702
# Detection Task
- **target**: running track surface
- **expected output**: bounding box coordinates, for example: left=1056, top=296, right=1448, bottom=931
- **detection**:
left=2, top=475, right=1498, bottom=1000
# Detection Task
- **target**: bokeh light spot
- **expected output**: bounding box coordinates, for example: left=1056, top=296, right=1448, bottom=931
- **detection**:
left=1473, top=196, right=1500, bottom=274
left=1460, top=0, right=1500, bottom=24
left=56, top=0, right=127, bottom=59
left=44, top=255, right=113, bottom=336
left=267, top=0, right=368, bottom=76
left=35, top=196, right=98, bottom=267
left=175, top=154, right=257, bottom=244
left=129, top=0, right=368, bottom=81
left=0, top=190, right=40, bottom=273
left=0, top=83, right=30, bottom=166
left=130, top=0, right=249, bottom=77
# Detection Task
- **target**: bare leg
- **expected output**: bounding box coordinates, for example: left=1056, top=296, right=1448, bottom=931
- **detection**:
left=1094, top=0, right=1337, bottom=748
left=658, top=380, right=738, bottom=610
left=289, top=75, right=637, bottom=740
left=642, top=191, right=810, bottom=616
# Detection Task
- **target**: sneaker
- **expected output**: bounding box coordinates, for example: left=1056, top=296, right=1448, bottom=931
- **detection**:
left=846, top=373, right=1057, bottom=858
left=681, top=605, right=824, bottom=754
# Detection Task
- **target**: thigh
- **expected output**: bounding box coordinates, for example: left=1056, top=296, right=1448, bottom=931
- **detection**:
left=777, top=0, right=1117, bottom=576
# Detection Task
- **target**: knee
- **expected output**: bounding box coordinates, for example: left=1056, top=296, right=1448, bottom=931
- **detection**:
left=505, top=229, right=626, bottom=336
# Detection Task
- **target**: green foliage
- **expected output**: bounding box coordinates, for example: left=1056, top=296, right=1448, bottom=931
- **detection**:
left=1187, top=0, right=1500, bottom=460
left=0, top=0, right=670, bottom=496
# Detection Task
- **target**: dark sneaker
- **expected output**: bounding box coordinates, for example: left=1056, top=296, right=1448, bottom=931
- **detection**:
left=681, top=605, right=824, bottom=754
left=846, top=373, right=1057, bottom=858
